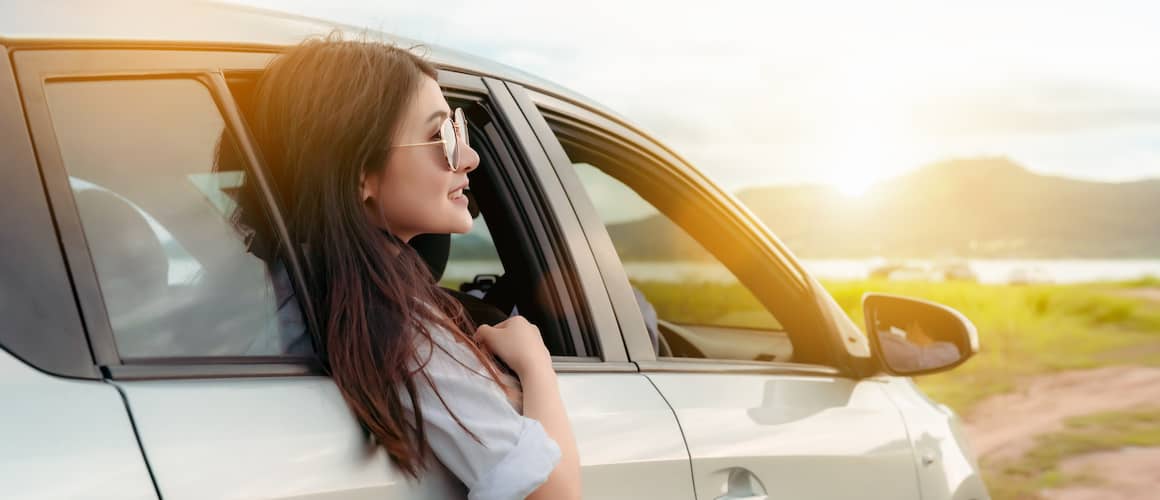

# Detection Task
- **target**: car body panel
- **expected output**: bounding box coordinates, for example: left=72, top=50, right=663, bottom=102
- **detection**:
left=113, top=377, right=465, bottom=500
left=878, top=377, right=990, bottom=500
left=557, top=373, right=695, bottom=500
left=112, top=372, right=693, bottom=500
left=647, top=373, right=922, bottom=499
left=0, top=349, right=156, bottom=499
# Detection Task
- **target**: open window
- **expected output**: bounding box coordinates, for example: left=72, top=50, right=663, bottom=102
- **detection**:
left=530, top=101, right=838, bottom=368
left=222, top=72, right=597, bottom=359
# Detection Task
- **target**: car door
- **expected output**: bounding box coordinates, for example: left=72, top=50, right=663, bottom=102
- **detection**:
left=445, top=75, right=696, bottom=500
left=15, top=46, right=465, bottom=500
left=518, top=86, right=924, bottom=500
left=16, top=45, right=695, bottom=500
left=0, top=43, right=157, bottom=500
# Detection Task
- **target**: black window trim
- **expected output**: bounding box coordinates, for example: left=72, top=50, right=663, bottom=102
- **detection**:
left=15, top=46, right=631, bottom=380
left=520, top=88, right=853, bottom=375
left=14, top=48, right=313, bottom=380
left=488, top=79, right=629, bottom=364
left=444, top=81, right=586, bottom=358
left=0, top=44, right=98, bottom=379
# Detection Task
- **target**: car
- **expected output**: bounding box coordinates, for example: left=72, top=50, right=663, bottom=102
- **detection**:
left=0, top=1, right=990, bottom=499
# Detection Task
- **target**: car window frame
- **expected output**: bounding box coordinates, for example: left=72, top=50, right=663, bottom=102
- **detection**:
left=516, top=86, right=851, bottom=375
left=480, top=78, right=632, bottom=370
left=15, top=45, right=634, bottom=379
left=0, top=43, right=99, bottom=379
left=14, top=47, right=320, bottom=379
left=441, top=74, right=603, bottom=361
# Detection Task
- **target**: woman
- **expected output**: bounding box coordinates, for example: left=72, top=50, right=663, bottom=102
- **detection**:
left=246, top=34, right=580, bottom=500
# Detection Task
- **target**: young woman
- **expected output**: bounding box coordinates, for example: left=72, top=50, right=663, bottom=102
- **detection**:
left=245, top=34, right=580, bottom=500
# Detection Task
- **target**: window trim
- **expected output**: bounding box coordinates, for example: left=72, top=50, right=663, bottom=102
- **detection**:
left=519, top=88, right=852, bottom=374
left=0, top=45, right=98, bottom=379
left=443, top=85, right=587, bottom=357
left=16, top=46, right=630, bottom=379
left=484, top=79, right=629, bottom=363
left=15, top=48, right=311, bottom=378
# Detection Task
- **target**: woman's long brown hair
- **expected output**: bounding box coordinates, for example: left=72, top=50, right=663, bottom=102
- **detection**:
left=243, top=33, right=505, bottom=477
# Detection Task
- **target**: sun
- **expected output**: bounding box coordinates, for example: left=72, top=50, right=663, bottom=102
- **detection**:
left=835, top=176, right=874, bottom=197
left=819, top=112, right=913, bottom=199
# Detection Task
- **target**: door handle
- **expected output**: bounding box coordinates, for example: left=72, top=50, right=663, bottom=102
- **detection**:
left=714, top=467, right=768, bottom=500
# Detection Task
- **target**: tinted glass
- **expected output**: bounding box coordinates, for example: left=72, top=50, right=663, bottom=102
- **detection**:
left=47, top=79, right=307, bottom=358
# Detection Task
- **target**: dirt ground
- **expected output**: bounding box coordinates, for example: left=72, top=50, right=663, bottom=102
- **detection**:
left=963, top=366, right=1160, bottom=500
left=1041, top=447, right=1160, bottom=500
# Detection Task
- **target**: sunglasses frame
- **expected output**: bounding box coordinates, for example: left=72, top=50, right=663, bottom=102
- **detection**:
left=391, top=108, right=469, bottom=171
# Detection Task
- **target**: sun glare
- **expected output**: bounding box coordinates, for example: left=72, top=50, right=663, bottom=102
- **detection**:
left=818, top=95, right=918, bottom=199
left=835, top=177, right=874, bottom=197
left=809, top=55, right=928, bottom=200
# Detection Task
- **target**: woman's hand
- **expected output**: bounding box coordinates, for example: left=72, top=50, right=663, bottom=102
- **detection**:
left=475, top=315, right=552, bottom=377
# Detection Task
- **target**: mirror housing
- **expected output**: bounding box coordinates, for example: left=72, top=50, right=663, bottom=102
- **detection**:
left=863, top=293, right=980, bottom=376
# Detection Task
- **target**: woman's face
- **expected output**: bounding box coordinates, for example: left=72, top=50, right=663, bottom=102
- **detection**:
left=362, top=76, right=479, bottom=242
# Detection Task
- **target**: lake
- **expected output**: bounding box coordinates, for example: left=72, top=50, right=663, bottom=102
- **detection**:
left=444, top=259, right=1160, bottom=285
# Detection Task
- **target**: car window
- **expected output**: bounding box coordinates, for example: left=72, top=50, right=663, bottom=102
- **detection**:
left=538, top=113, right=797, bottom=362
left=46, top=78, right=307, bottom=359
left=571, top=162, right=783, bottom=332
left=443, top=214, right=505, bottom=290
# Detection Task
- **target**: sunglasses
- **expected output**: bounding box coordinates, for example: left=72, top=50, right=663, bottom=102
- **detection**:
left=392, top=108, right=470, bottom=171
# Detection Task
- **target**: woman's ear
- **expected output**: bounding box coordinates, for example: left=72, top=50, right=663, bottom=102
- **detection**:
left=360, top=169, right=375, bottom=203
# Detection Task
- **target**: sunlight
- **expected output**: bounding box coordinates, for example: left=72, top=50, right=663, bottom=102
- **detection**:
left=821, top=117, right=902, bottom=199
left=814, top=58, right=922, bottom=199
left=834, top=176, right=874, bottom=197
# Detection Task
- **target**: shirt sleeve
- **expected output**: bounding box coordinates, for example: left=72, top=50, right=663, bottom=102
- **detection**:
left=404, top=323, right=561, bottom=500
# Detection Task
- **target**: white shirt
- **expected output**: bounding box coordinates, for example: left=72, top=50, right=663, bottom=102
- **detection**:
left=267, top=263, right=560, bottom=499
left=406, top=322, right=561, bottom=500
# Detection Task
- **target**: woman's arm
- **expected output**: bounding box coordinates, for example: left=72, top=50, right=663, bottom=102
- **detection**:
left=477, top=317, right=582, bottom=500
left=518, top=363, right=581, bottom=500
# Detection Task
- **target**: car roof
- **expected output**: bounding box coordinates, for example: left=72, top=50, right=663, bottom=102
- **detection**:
left=0, top=0, right=628, bottom=126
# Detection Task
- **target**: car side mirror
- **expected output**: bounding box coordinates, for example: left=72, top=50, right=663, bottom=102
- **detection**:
left=863, top=293, right=980, bottom=376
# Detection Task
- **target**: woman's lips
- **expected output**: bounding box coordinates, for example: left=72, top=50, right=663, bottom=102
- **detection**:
left=449, top=189, right=469, bottom=206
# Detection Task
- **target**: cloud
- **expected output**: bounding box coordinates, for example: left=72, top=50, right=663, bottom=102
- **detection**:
left=912, top=82, right=1160, bottom=137
left=225, top=0, right=1160, bottom=187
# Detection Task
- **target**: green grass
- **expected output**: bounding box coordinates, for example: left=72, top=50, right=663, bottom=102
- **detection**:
left=626, top=278, right=1160, bottom=415
left=626, top=277, right=1160, bottom=500
left=983, top=408, right=1160, bottom=500
left=630, top=277, right=1160, bottom=499
left=823, top=279, right=1160, bottom=414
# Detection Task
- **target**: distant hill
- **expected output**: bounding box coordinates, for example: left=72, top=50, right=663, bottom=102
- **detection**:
left=611, top=157, right=1160, bottom=259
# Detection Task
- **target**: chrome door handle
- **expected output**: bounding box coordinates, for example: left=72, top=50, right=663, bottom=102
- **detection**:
left=714, top=467, right=768, bottom=500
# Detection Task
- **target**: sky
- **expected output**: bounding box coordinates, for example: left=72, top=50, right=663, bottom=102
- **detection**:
left=228, top=0, right=1160, bottom=193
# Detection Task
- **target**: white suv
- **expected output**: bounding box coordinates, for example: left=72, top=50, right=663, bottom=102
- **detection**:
left=0, top=2, right=988, bottom=499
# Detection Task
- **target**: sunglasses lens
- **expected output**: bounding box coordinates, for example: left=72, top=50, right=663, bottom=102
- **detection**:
left=442, top=118, right=457, bottom=171
left=456, top=108, right=469, bottom=147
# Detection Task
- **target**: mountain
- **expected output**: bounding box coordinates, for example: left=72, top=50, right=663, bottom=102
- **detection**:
left=611, top=157, right=1160, bottom=259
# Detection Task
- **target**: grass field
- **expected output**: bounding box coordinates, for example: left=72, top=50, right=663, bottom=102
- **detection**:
left=634, top=277, right=1160, bottom=415
left=824, top=278, right=1160, bottom=414
left=633, top=276, right=1160, bottom=500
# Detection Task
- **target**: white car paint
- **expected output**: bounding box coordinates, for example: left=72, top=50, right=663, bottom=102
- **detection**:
left=647, top=372, right=924, bottom=500
left=114, top=371, right=693, bottom=500
left=0, top=348, right=156, bottom=499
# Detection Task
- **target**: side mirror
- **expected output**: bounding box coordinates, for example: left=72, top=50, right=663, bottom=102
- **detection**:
left=863, top=293, right=980, bottom=376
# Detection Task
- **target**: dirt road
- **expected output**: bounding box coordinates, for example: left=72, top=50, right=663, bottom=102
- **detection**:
left=963, top=365, right=1160, bottom=499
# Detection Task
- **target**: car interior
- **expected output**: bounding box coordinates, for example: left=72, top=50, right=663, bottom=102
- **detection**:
left=223, top=72, right=587, bottom=359
left=545, top=124, right=797, bottom=364
left=218, top=71, right=799, bottom=365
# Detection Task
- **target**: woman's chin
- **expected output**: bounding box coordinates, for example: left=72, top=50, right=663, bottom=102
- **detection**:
left=447, top=215, right=474, bottom=234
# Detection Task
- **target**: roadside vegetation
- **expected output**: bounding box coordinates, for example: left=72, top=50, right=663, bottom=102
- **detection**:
left=985, top=407, right=1160, bottom=499
left=637, top=276, right=1160, bottom=500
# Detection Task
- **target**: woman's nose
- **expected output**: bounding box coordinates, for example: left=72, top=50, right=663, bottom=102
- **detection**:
left=458, top=141, right=480, bottom=173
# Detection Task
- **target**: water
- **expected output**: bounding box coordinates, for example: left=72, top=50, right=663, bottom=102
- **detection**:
left=444, top=259, right=1160, bottom=285
left=802, top=259, right=1160, bottom=285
